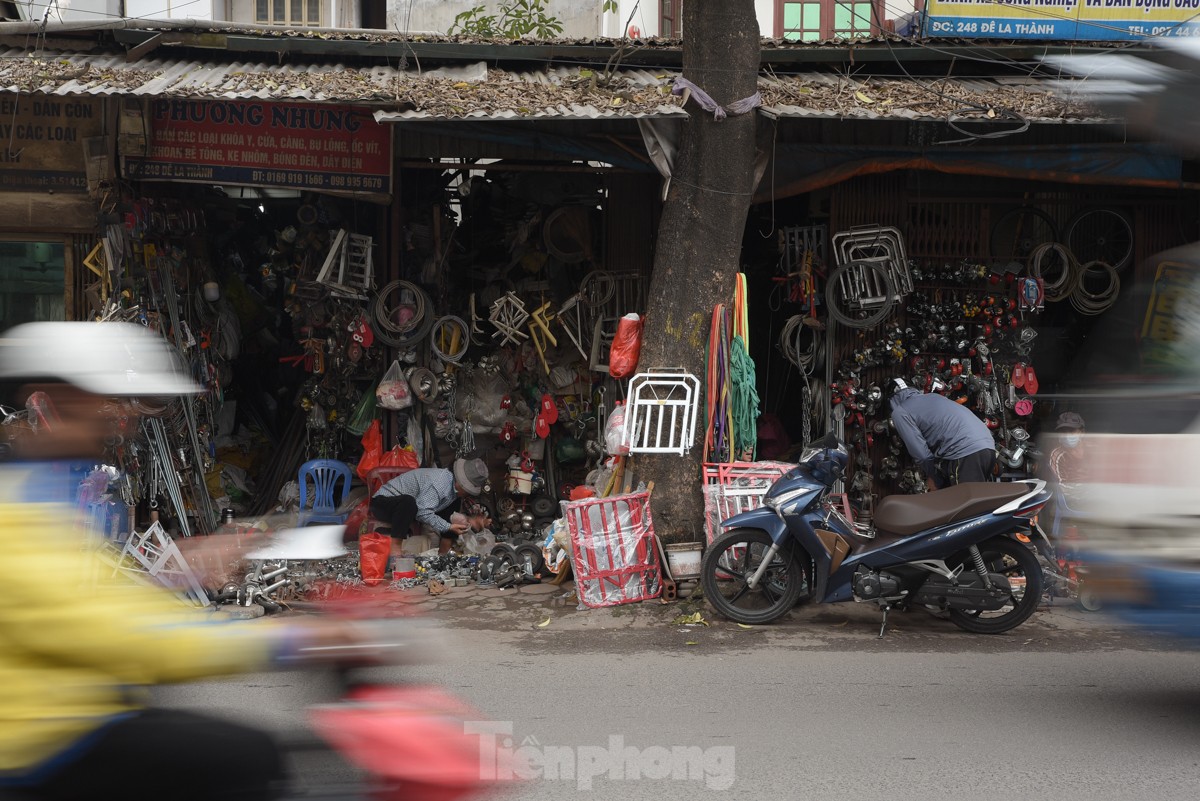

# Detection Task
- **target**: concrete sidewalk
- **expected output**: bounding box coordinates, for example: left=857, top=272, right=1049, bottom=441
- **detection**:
left=345, top=577, right=1160, bottom=653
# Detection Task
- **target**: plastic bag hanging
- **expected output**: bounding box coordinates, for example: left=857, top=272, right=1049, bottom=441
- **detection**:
left=346, top=378, right=380, bottom=436
left=608, top=313, right=643, bottom=380
left=376, top=360, right=413, bottom=410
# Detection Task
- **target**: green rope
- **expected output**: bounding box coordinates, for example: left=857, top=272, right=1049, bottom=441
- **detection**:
left=730, top=335, right=759, bottom=460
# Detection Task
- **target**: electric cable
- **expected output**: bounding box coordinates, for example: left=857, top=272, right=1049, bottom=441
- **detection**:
left=1030, top=242, right=1078, bottom=302
left=371, top=280, right=434, bottom=347
left=779, top=314, right=822, bottom=374
left=429, top=315, right=469, bottom=363
left=825, top=260, right=896, bottom=329
left=1069, top=260, right=1120, bottom=316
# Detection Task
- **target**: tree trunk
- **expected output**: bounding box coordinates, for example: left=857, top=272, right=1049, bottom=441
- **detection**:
left=632, top=0, right=761, bottom=542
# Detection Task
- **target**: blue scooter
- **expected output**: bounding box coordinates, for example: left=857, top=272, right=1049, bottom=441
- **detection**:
left=701, top=433, right=1050, bottom=635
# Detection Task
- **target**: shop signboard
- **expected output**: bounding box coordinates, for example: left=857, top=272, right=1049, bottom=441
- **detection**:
left=0, top=93, right=104, bottom=193
left=1140, top=259, right=1200, bottom=369
left=124, top=100, right=392, bottom=194
left=923, top=0, right=1200, bottom=41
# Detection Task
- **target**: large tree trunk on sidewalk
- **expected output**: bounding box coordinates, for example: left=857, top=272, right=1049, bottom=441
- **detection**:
left=632, top=0, right=761, bottom=542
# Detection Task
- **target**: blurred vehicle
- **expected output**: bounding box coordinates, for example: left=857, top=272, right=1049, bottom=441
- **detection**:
left=1068, top=411, right=1200, bottom=642
left=270, top=586, right=511, bottom=801
left=1056, top=241, right=1200, bottom=642
left=1039, top=44, right=1200, bottom=640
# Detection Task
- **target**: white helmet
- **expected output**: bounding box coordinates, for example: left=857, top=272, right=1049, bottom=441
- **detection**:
left=0, top=322, right=202, bottom=396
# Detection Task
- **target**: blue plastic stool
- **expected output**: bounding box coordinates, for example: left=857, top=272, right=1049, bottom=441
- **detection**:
left=297, top=459, right=354, bottom=527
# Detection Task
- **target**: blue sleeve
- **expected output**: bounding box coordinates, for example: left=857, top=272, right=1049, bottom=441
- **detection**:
left=892, top=406, right=936, bottom=475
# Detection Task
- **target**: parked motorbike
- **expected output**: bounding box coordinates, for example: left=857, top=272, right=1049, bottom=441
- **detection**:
left=701, top=433, right=1050, bottom=635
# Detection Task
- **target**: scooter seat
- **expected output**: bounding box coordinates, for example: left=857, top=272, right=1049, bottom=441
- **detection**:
left=873, top=482, right=1030, bottom=537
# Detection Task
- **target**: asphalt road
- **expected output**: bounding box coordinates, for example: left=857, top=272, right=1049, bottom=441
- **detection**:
left=156, top=601, right=1200, bottom=800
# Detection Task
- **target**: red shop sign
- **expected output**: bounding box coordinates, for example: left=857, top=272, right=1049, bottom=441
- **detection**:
left=124, top=99, right=392, bottom=194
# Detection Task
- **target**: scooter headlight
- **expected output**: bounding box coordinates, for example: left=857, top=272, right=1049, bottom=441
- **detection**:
left=763, top=487, right=819, bottom=516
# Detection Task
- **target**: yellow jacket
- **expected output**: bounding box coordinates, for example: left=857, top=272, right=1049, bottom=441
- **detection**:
left=0, top=465, right=276, bottom=775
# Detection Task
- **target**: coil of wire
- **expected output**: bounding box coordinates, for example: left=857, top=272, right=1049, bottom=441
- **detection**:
left=1070, top=260, right=1120, bottom=316
left=779, top=314, right=823, bottom=374
left=824, top=260, right=896, bottom=329
left=1030, top=242, right=1078, bottom=303
left=430, top=315, right=470, bottom=364
left=371, top=280, right=435, bottom=347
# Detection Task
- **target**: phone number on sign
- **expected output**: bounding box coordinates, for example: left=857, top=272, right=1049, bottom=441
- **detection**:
left=253, top=171, right=385, bottom=190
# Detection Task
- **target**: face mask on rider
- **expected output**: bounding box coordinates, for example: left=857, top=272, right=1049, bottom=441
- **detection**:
left=1062, top=434, right=1081, bottom=448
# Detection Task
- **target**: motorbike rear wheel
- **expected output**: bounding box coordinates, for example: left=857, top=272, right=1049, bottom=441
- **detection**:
left=701, top=528, right=810, bottom=625
left=948, top=536, right=1043, bottom=634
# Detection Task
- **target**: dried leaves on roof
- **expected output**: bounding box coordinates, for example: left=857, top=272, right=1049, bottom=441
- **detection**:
left=0, top=49, right=1101, bottom=123
left=760, top=75, right=1100, bottom=121
left=380, top=69, right=673, bottom=117
left=0, top=56, right=159, bottom=93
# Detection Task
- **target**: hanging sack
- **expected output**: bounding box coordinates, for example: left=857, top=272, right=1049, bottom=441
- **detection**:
left=359, top=532, right=392, bottom=586
left=356, top=420, right=384, bottom=483
left=380, top=445, right=420, bottom=471
left=345, top=378, right=380, bottom=437
left=604, top=404, right=629, bottom=456
left=608, top=313, right=643, bottom=379
left=376, top=360, right=413, bottom=410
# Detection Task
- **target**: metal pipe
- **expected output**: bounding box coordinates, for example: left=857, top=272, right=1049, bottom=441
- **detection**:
left=259, top=565, right=289, bottom=582
left=746, top=542, right=781, bottom=590
left=260, top=577, right=290, bottom=595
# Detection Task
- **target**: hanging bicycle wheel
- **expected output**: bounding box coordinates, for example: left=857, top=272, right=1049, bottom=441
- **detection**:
left=990, top=205, right=1058, bottom=266
left=1064, top=209, right=1134, bottom=272
left=825, top=260, right=895, bottom=329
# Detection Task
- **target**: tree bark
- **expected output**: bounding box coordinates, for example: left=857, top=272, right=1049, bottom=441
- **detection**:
left=632, top=0, right=761, bottom=542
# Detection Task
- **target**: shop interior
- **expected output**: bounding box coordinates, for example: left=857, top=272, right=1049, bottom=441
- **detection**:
left=25, top=154, right=1194, bottom=608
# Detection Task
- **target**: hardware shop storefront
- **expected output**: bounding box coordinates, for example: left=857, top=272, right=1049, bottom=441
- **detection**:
left=0, top=92, right=107, bottom=335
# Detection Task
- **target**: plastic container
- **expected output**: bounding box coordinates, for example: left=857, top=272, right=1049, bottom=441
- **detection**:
left=390, top=556, right=416, bottom=580
left=664, top=542, right=703, bottom=579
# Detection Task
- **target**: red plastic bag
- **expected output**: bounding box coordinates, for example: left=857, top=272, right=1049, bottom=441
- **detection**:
left=359, top=532, right=391, bottom=586
left=608, top=313, right=643, bottom=379
left=344, top=496, right=371, bottom=539
left=356, top=420, right=384, bottom=484
left=380, top=446, right=420, bottom=471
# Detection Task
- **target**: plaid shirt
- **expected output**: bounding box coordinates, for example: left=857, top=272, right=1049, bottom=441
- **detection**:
left=375, top=468, right=457, bottom=533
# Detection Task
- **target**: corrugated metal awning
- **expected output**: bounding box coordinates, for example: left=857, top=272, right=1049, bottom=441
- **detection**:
left=759, top=73, right=1106, bottom=124
left=0, top=48, right=685, bottom=119
left=0, top=47, right=1103, bottom=123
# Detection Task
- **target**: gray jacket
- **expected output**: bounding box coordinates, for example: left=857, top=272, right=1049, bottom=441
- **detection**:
left=890, top=388, right=995, bottom=476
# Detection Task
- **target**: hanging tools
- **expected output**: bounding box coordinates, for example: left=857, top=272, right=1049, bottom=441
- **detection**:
left=489, top=292, right=529, bottom=346
left=528, top=301, right=558, bottom=375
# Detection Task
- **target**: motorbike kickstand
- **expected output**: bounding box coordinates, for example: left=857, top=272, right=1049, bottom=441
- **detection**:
left=877, top=603, right=891, bottom=639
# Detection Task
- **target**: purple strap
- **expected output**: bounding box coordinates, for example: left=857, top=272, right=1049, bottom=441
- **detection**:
left=672, top=77, right=763, bottom=121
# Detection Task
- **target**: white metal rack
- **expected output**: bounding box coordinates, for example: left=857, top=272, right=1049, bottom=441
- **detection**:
left=622, top=370, right=701, bottom=456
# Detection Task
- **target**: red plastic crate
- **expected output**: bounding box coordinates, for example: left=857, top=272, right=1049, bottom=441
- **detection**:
left=565, top=491, right=662, bottom=608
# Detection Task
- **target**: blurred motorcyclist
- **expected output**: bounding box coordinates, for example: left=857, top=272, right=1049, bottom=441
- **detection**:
left=1047, top=411, right=1088, bottom=489
left=0, top=322, right=354, bottom=801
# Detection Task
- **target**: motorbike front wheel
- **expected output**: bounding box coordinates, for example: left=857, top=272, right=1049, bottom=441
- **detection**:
left=701, top=528, right=810, bottom=625
left=948, top=536, right=1043, bottom=634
